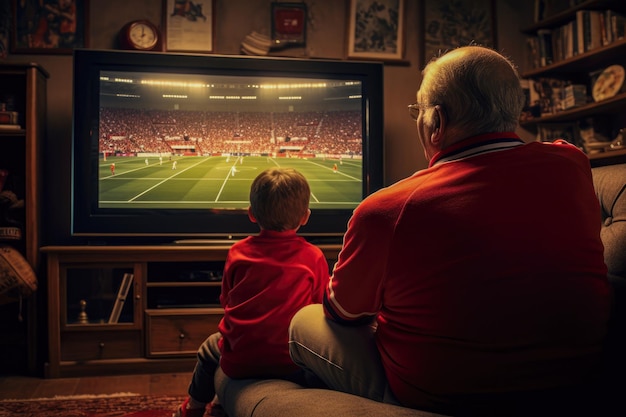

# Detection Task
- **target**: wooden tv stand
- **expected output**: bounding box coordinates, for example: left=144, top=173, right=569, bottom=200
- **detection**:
left=42, top=244, right=341, bottom=378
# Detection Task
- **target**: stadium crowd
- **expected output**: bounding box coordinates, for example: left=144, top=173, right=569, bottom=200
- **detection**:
left=99, top=109, right=363, bottom=157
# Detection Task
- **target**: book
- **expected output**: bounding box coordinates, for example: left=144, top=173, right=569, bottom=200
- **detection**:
left=525, top=36, right=540, bottom=69
left=537, top=122, right=582, bottom=149
left=536, top=29, right=553, bottom=67
left=108, top=273, right=134, bottom=324
left=603, top=10, right=616, bottom=45
left=610, top=10, right=626, bottom=41
left=520, top=78, right=541, bottom=122
left=561, top=84, right=587, bottom=109
left=576, top=10, right=587, bottom=54
left=534, top=77, right=568, bottom=115
left=576, top=10, right=603, bottom=53
left=587, top=10, right=603, bottom=52
left=563, top=21, right=575, bottom=59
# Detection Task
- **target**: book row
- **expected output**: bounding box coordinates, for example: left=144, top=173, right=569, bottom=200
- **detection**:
left=526, top=9, right=626, bottom=68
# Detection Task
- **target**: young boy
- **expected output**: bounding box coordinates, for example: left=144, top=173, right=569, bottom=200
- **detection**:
left=174, top=167, right=329, bottom=417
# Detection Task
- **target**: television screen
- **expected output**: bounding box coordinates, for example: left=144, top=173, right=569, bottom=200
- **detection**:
left=72, top=49, right=384, bottom=244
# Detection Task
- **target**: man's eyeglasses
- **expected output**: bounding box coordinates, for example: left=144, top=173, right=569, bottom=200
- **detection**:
left=408, top=103, right=437, bottom=121
left=408, top=103, right=424, bottom=121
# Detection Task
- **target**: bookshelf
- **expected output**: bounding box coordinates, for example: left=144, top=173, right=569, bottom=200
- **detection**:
left=0, top=63, right=47, bottom=375
left=520, top=0, right=626, bottom=166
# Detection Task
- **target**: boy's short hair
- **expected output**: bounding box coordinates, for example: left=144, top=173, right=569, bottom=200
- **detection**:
left=249, top=168, right=311, bottom=231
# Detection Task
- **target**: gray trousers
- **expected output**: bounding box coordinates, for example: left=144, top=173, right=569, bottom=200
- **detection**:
left=188, top=331, right=222, bottom=403
left=288, top=303, right=399, bottom=405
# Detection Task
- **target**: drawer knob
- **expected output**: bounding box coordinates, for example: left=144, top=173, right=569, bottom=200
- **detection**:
left=179, top=333, right=186, bottom=340
left=99, top=342, right=105, bottom=349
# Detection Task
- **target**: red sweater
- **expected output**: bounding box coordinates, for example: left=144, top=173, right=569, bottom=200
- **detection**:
left=219, top=229, right=328, bottom=378
left=325, top=133, right=611, bottom=409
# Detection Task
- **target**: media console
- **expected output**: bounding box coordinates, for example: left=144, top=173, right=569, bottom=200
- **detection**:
left=42, top=244, right=341, bottom=378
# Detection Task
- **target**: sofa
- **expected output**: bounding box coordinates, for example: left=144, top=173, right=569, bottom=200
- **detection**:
left=215, top=163, right=626, bottom=417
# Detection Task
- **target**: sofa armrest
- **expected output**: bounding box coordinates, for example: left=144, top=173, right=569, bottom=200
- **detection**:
left=592, top=164, right=626, bottom=281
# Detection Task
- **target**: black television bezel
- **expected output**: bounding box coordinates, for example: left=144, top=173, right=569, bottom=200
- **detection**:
left=71, top=49, right=384, bottom=245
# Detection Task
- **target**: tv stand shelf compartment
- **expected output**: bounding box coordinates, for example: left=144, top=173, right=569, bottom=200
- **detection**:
left=42, top=244, right=341, bottom=378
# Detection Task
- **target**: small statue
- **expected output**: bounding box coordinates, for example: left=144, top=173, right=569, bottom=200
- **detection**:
left=78, top=299, right=89, bottom=324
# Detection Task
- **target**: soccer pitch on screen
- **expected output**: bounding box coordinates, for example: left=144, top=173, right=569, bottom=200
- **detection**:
left=99, top=155, right=362, bottom=209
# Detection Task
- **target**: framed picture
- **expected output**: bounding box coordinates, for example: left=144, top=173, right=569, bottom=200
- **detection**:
left=423, top=0, right=496, bottom=64
left=163, top=0, right=214, bottom=53
left=347, top=0, right=405, bottom=61
left=271, top=2, right=307, bottom=47
left=11, top=0, right=88, bottom=54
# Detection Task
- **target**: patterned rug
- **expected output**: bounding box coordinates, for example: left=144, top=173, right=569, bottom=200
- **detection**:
left=0, top=393, right=188, bottom=417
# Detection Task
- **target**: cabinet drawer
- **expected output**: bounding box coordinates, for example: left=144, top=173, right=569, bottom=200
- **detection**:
left=146, top=309, right=222, bottom=357
left=61, top=330, right=142, bottom=361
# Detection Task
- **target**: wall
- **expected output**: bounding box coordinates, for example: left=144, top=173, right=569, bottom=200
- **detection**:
left=1, top=0, right=531, bottom=244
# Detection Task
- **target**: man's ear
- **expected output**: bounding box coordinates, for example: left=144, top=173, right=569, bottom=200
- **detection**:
left=430, top=105, right=446, bottom=147
left=247, top=207, right=257, bottom=223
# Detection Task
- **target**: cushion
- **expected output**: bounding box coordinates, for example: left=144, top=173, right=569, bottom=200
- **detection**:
left=592, top=164, right=626, bottom=409
left=214, top=367, right=446, bottom=417
left=592, top=164, right=626, bottom=281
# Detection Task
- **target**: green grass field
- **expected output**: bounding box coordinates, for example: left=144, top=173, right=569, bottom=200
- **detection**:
left=100, top=155, right=362, bottom=209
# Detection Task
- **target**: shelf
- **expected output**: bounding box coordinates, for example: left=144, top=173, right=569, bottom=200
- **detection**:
left=519, top=2, right=626, bottom=169
left=521, top=39, right=626, bottom=78
left=522, top=0, right=626, bottom=33
left=588, top=148, right=626, bottom=159
left=64, top=322, right=138, bottom=330
left=0, top=129, right=26, bottom=136
left=521, top=91, right=626, bottom=126
left=147, top=281, right=221, bottom=287
left=0, top=63, right=47, bottom=376
left=589, top=148, right=626, bottom=167
left=145, top=307, right=223, bottom=314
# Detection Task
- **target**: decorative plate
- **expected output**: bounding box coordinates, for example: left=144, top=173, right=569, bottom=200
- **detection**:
left=592, top=64, right=625, bottom=102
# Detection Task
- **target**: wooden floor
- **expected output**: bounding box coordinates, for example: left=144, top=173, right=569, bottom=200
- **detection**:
left=0, top=372, right=193, bottom=400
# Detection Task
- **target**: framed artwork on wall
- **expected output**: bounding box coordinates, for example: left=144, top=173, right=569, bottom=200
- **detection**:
left=347, top=0, right=405, bottom=61
left=11, top=0, right=88, bottom=54
left=422, top=0, right=496, bottom=64
left=271, top=2, right=307, bottom=47
left=163, top=0, right=214, bottom=53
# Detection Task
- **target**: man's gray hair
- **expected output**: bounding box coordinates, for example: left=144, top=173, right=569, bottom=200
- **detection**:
left=421, top=46, right=525, bottom=135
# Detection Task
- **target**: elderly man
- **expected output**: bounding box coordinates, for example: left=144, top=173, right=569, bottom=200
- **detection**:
left=288, top=46, right=611, bottom=416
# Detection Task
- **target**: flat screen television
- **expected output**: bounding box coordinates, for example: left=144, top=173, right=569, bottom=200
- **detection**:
left=72, top=49, right=384, bottom=245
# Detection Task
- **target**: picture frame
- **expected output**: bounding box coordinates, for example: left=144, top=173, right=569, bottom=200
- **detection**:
left=423, top=0, right=496, bottom=64
left=11, top=0, right=88, bottom=54
left=271, top=2, right=307, bottom=47
left=347, top=0, right=405, bottom=61
left=163, top=0, right=214, bottom=53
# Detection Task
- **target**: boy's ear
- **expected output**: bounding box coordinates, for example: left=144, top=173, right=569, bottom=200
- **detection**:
left=247, top=207, right=257, bottom=223
left=300, top=209, right=311, bottom=226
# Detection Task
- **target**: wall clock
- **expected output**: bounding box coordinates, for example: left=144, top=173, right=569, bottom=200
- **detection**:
left=118, top=20, right=162, bottom=51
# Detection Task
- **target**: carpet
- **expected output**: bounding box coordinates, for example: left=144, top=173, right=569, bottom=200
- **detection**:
left=0, top=393, right=188, bottom=417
